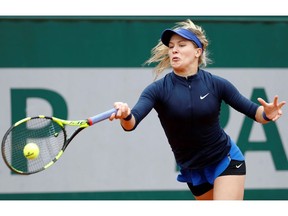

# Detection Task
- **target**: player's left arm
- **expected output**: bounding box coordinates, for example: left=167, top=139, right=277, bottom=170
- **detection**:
left=256, top=95, right=286, bottom=123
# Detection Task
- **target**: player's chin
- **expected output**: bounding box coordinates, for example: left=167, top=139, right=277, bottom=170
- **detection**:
left=170, top=61, right=183, bottom=68
left=170, top=61, right=180, bottom=67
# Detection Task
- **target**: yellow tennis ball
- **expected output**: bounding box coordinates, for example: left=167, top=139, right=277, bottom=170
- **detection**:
left=23, top=143, right=40, bottom=159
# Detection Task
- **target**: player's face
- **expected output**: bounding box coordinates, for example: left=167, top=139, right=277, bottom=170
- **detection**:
left=168, top=34, right=201, bottom=74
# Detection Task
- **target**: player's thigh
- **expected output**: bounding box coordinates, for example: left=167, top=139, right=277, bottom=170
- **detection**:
left=213, top=175, right=246, bottom=200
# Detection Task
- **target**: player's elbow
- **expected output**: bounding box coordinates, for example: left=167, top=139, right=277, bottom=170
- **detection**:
left=121, top=125, right=136, bottom=132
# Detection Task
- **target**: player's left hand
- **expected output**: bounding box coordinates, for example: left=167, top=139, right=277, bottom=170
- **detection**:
left=258, top=95, right=286, bottom=121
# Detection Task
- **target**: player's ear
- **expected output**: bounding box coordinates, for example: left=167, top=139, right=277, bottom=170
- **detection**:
left=195, top=48, right=202, bottom=57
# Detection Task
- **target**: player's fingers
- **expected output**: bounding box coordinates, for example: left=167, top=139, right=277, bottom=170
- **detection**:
left=109, top=112, right=116, bottom=121
left=278, top=101, right=286, bottom=109
left=120, top=103, right=128, bottom=112
left=116, top=108, right=123, bottom=119
left=113, top=102, right=131, bottom=119
left=272, top=110, right=283, bottom=121
left=114, top=102, right=124, bottom=110
left=112, top=102, right=122, bottom=119
left=257, top=97, right=267, bottom=107
left=273, top=95, right=279, bottom=106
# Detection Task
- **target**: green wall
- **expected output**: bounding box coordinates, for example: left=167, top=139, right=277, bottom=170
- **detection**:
left=0, top=189, right=288, bottom=200
left=0, top=16, right=288, bottom=68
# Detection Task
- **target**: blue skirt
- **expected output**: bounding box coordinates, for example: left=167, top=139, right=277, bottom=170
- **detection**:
left=177, top=139, right=244, bottom=185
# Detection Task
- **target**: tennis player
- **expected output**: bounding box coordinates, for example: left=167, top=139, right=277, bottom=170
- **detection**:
left=110, top=19, right=286, bottom=200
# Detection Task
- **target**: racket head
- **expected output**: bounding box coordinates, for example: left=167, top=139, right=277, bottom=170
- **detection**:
left=1, top=116, right=67, bottom=175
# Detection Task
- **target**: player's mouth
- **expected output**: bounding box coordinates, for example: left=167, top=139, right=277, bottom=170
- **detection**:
left=172, top=57, right=180, bottom=61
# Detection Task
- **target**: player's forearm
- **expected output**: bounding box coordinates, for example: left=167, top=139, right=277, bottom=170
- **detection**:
left=120, top=114, right=136, bottom=131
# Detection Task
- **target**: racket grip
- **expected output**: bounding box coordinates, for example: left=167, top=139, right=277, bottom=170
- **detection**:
left=88, top=108, right=117, bottom=125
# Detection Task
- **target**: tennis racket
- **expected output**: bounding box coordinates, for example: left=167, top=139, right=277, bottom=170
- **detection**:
left=1, top=108, right=117, bottom=175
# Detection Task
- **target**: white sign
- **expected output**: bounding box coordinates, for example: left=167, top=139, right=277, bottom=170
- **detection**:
left=0, top=68, right=287, bottom=193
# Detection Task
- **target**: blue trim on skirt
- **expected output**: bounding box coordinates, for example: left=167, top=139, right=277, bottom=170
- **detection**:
left=177, top=139, right=244, bottom=186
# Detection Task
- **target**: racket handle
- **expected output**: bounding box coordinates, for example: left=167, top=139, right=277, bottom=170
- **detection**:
left=88, top=108, right=117, bottom=125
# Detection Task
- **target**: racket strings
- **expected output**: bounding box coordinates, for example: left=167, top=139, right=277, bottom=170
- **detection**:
left=2, top=118, right=65, bottom=174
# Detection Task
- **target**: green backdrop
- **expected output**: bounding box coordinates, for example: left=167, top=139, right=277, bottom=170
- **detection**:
left=1, top=16, right=288, bottom=68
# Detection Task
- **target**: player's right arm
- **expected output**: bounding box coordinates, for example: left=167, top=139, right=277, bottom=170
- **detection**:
left=110, top=102, right=136, bottom=131
left=111, top=81, right=159, bottom=131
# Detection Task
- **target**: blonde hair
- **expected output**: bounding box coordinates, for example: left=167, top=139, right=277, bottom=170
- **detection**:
left=145, top=19, right=211, bottom=80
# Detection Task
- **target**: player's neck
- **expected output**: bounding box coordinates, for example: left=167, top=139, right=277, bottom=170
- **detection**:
left=173, top=66, right=198, bottom=78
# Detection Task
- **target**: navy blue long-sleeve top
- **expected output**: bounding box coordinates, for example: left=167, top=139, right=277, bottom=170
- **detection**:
left=128, top=69, right=259, bottom=169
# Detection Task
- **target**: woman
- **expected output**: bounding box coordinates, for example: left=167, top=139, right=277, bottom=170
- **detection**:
left=109, top=19, right=286, bottom=200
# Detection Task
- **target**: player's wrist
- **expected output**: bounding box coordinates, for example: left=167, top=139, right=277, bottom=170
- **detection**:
left=262, top=112, right=272, bottom=121
left=123, top=113, right=132, bottom=121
